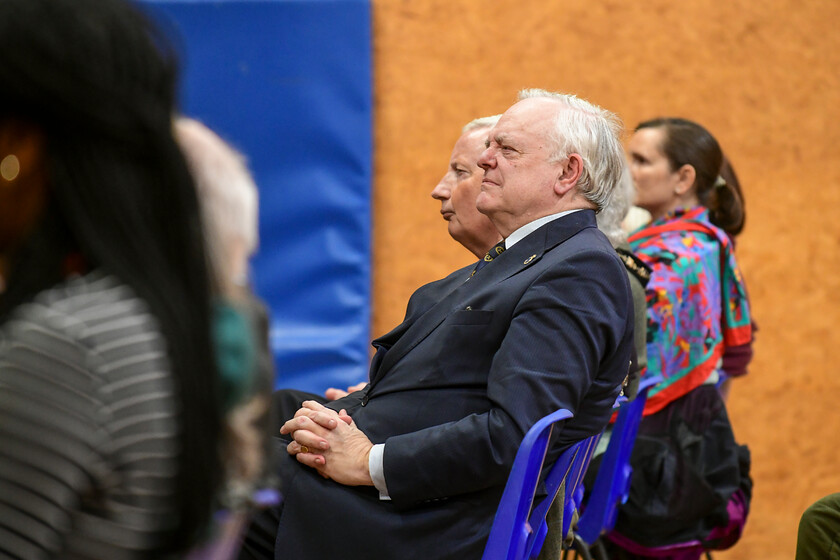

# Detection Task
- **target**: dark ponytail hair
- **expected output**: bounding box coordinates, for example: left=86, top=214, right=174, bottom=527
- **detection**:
left=716, top=154, right=747, bottom=236
left=0, top=0, right=222, bottom=553
left=636, top=118, right=745, bottom=236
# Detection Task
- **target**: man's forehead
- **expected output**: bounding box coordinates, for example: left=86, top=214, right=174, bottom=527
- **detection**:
left=462, top=127, right=492, bottom=145
left=456, top=128, right=491, bottom=155
left=502, top=98, right=556, bottom=128
left=489, top=115, right=550, bottom=145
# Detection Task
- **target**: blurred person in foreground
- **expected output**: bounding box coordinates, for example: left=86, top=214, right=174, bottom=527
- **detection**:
left=0, top=0, right=226, bottom=557
left=243, top=89, right=634, bottom=560
left=176, top=118, right=278, bottom=519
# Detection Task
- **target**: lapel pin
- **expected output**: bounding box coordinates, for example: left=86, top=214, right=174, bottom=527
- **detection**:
left=523, top=254, right=537, bottom=265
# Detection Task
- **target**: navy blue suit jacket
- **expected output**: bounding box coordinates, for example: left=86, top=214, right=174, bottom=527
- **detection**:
left=274, top=210, right=634, bottom=560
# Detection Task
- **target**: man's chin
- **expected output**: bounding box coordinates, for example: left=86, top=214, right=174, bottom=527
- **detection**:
left=448, top=222, right=464, bottom=241
left=475, top=201, right=494, bottom=218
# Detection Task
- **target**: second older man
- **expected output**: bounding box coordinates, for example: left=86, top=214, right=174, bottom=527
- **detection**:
left=255, top=89, right=633, bottom=560
left=431, top=115, right=502, bottom=259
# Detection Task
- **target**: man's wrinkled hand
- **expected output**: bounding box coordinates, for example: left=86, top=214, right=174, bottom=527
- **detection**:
left=282, top=401, right=373, bottom=486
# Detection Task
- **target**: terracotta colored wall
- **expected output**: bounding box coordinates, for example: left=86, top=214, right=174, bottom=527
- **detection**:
left=370, top=1, right=840, bottom=558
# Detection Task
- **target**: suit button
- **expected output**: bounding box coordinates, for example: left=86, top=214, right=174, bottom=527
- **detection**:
left=361, top=396, right=368, bottom=406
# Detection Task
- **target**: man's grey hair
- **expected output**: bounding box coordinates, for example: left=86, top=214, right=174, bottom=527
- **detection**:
left=596, top=160, right=633, bottom=247
left=462, top=114, right=501, bottom=134
left=517, top=88, right=625, bottom=212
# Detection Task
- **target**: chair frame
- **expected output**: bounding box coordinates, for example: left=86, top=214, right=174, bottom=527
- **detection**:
left=482, top=408, right=601, bottom=560
left=565, top=376, right=663, bottom=560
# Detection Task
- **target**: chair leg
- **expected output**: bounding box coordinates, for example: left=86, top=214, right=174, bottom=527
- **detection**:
left=568, top=534, right=594, bottom=560
left=590, top=538, right=609, bottom=560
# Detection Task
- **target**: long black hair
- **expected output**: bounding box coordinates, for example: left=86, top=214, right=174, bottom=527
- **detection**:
left=0, top=0, right=222, bottom=552
left=636, top=118, right=745, bottom=236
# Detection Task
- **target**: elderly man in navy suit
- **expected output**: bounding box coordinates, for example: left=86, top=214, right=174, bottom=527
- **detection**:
left=245, top=89, right=634, bottom=560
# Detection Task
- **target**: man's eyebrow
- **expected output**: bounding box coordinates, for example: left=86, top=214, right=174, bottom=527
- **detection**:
left=486, top=133, right=508, bottom=148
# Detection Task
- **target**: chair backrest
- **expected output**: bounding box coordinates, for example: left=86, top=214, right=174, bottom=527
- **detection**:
left=574, top=375, right=663, bottom=546
left=528, top=430, right=600, bottom=557
left=482, top=408, right=601, bottom=560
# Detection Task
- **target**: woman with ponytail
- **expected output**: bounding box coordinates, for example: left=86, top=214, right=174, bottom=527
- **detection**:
left=0, top=0, right=225, bottom=557
left=626, top=117, right=752, bottom=415
left=603, top=119, right=753, bottom=558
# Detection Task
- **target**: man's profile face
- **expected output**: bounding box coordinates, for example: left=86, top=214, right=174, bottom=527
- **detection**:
left=475, top=98, right=563, bottom=237
left=431, top=127, right=499, bottom=256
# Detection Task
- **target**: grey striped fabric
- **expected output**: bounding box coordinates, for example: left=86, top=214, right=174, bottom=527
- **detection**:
left=0, top=272, right=182, bottom=559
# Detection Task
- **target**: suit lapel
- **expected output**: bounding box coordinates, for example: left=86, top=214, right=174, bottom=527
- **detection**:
left=371, top=210, right=597, bottom=384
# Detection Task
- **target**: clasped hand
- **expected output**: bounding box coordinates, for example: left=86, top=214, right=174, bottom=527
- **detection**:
left=279, top=400, right=374, bottom=487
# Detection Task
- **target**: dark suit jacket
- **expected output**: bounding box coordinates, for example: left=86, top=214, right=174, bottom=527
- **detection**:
left=273, top=210, right=634, bottom=560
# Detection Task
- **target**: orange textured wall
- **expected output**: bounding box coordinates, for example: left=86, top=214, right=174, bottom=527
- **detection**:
left=370, top=1, right=840, bottom=558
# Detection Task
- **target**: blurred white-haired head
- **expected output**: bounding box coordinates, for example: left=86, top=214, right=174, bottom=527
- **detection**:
left=596, top=160, right=634, bottom=247
left=175, top=117, right=259, bottom=295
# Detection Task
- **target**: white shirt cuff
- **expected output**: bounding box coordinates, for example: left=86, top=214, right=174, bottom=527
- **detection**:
left=368, top=443, right=390, bottom=501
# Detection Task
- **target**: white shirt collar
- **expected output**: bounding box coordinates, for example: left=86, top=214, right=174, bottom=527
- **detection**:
left=504, top=209, right=583, bottom=249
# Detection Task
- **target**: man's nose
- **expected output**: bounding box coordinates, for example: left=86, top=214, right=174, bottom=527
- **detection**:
left=431, top=176, right=450, bottom=200
left=477, top=147, right=494, bottom=170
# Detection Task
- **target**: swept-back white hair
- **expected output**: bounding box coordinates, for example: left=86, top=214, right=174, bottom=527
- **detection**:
left=516, top=88, right=625, bottom=213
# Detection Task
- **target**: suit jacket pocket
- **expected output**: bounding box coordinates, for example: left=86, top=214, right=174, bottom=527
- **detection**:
left=447, top=309, right=493, bottom=325
left=429, top=310, right=496, bottom=385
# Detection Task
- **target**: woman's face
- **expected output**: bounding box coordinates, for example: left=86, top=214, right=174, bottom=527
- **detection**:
left=627, top=127, right=682, bottom=221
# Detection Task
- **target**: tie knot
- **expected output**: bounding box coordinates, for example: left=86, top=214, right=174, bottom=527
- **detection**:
left=484, top=241, right=506, bottom=262
left=471, top=241, right=506, bottom=277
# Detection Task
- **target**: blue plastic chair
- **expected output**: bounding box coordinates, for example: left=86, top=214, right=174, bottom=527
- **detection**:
left=567, top=375, right=663, bottom=560
left=482, top=408, right=601, bottom=560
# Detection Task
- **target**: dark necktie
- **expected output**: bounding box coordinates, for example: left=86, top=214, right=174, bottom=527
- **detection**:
left=471, top=240, right=506, bottom=277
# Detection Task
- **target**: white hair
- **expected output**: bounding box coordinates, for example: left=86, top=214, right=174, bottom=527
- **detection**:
left=596, top=160, right=633, bottom=247
left=516, top=88, right=625, bottom=212
left=462, top=114, right=501, bottom=134
left=175, top=117, right=259, bottom=293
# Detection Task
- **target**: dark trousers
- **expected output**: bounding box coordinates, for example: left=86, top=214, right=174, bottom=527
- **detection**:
left=237, top=389, right=328, bottom=559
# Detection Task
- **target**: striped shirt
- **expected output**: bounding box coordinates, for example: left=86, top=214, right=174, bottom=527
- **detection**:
left=0, top=272, right=182, bottom=559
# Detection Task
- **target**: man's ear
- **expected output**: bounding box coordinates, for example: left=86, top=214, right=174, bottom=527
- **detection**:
left=674, top=164, right=696, bottom=195
left=554, top=153, right=583, bottom=196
